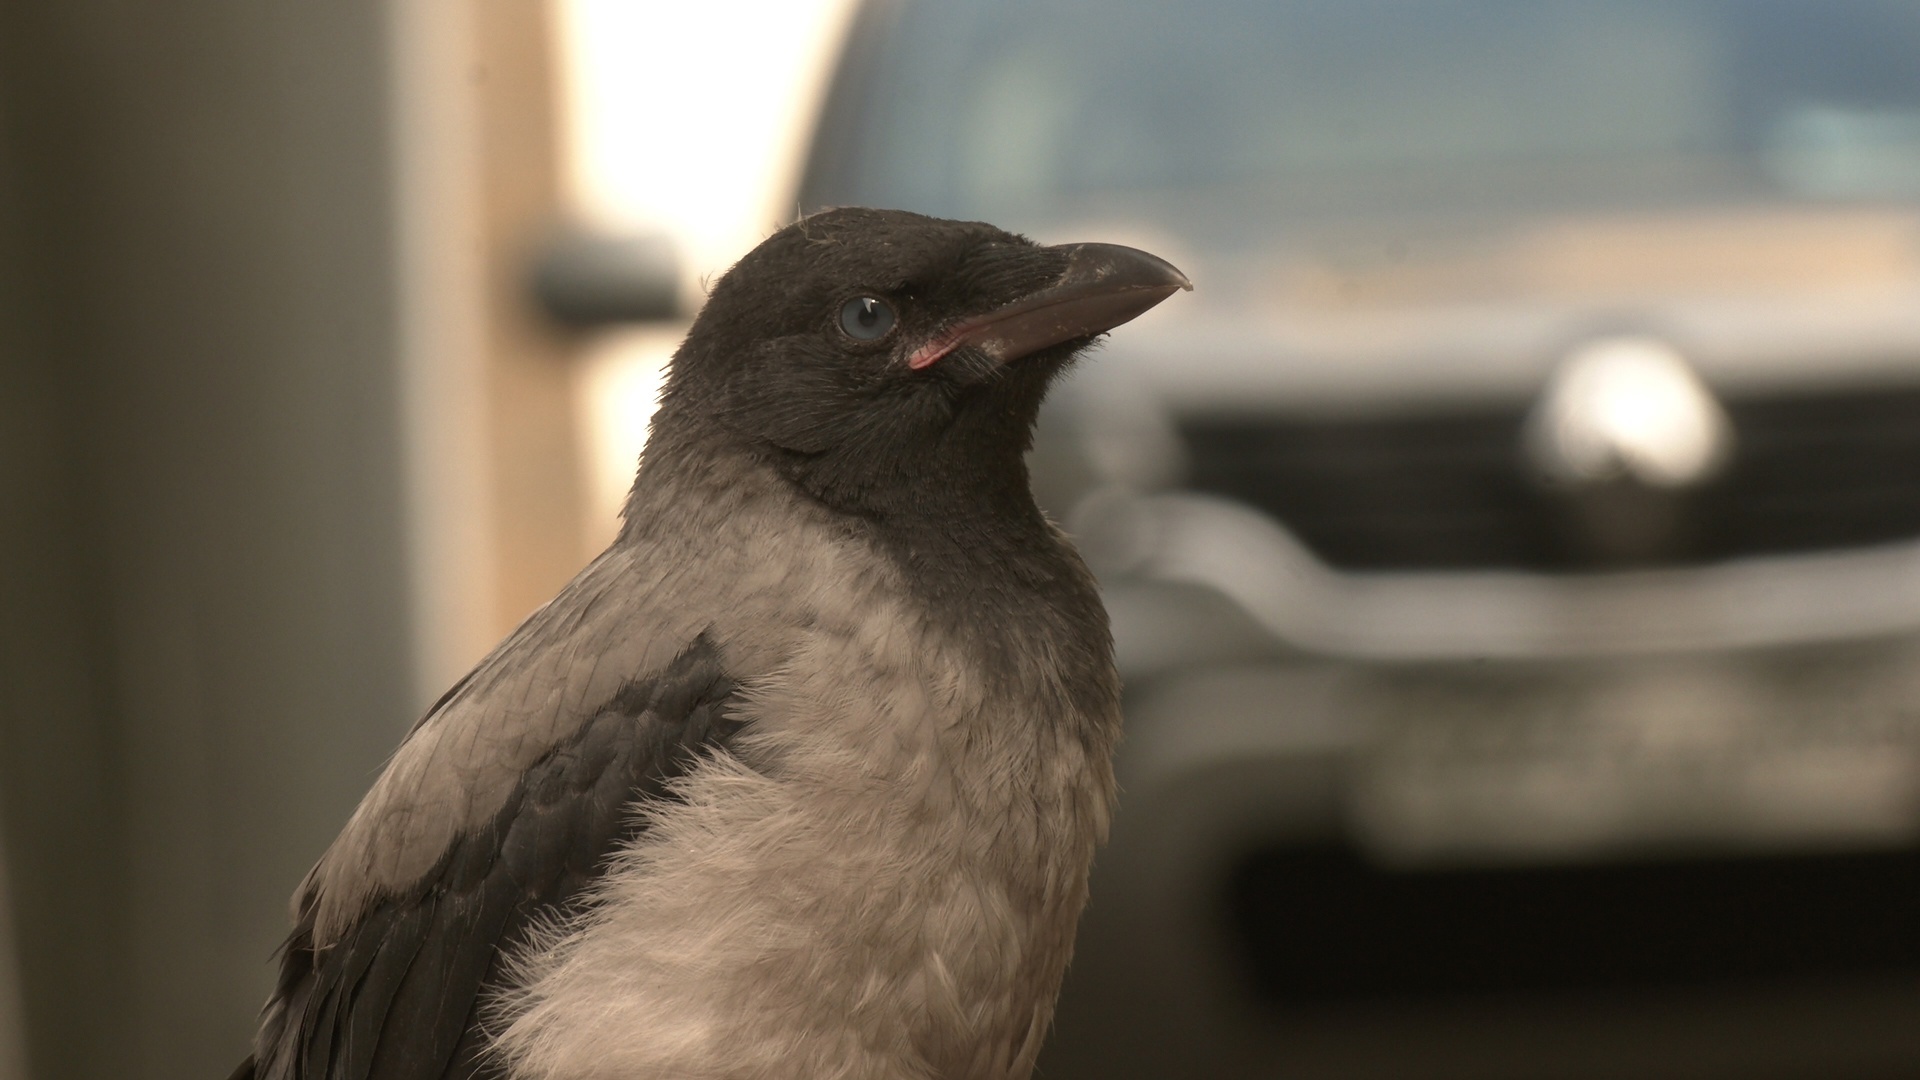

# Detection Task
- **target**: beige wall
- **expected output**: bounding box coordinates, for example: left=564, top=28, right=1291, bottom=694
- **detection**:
left=0, top=4, right=416, bottom=1078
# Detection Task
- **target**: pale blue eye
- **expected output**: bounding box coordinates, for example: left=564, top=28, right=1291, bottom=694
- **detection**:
left=839, top=296, right=895, bottom=341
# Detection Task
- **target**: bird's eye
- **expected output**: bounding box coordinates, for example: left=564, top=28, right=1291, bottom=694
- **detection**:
left=838, top=296, right=896, bottom=341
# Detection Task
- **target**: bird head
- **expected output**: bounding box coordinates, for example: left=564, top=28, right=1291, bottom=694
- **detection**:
left=645, top=207, right=1189, bottom=518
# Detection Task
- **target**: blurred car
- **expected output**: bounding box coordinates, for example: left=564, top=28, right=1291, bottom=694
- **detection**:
left=793, top=2, right=1920, bottom=1078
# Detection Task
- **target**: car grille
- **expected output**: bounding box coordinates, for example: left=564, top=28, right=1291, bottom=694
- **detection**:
left=1178, top=384, right=1920, bottom=572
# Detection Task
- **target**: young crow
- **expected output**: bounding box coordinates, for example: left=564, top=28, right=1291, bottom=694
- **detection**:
left=234, top=207, right=1189, bottom=1080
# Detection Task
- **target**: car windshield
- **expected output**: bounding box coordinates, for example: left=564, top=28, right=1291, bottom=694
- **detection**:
left=804, top=0, right=1920, bottom=246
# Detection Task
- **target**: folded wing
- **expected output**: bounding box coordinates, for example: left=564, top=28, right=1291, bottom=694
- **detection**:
left=246, top=633, right=741, bottom=1080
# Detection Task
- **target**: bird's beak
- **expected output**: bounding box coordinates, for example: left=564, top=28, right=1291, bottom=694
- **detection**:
left=907, top=243, right=1192, bottom=371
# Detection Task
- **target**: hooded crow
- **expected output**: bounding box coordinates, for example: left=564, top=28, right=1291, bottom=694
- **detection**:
left=233, top=207, right=1190, bottom=1080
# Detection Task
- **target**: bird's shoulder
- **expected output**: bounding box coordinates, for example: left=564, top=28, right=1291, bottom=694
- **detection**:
left=254, top=463, right=884, bottom=1080
left=302, top=460, right=858, bottom=933
left=253, top=614, right=745, bottom=1080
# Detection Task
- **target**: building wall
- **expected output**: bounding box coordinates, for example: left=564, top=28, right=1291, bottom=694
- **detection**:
left=0, top=4, right=417, bottom=1077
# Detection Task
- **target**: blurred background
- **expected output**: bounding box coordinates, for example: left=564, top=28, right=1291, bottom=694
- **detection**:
left=4, top=1, right=1920, bottom=1078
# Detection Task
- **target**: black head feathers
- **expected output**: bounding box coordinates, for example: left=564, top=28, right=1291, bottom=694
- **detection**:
left=644, top=207, right=1188, bottom=520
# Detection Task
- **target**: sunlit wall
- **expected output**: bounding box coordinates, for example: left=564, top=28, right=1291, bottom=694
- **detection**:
left=554, top=0, right=858, bottom=543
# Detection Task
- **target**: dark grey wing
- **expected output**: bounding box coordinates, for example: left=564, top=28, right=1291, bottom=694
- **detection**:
left=249, top=634, right=741, bottom=1080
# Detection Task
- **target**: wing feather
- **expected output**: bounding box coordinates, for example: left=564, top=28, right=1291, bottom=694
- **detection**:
left=248, top=633, right=741, bottom=1080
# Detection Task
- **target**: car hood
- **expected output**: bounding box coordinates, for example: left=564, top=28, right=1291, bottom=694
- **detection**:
left=1081, top=204, right=1920, bottom=413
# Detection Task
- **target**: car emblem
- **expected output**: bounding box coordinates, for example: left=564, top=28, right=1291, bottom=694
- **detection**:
left=1523, top=336, right=1733, bottom=489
